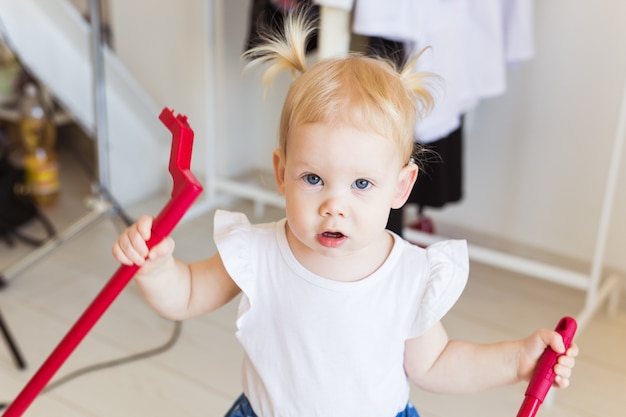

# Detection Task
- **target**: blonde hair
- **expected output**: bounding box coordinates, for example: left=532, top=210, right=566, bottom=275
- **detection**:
left=243, top=8, right=436, bottom=164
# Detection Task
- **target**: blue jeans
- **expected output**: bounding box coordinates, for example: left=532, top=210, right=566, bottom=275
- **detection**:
left=224, top=393, right=420, bottom=417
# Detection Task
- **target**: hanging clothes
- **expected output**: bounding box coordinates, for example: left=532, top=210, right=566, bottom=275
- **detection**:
left=412, top=121, right=464, bottom=208
left=386, top=122, right=464, bottom=235
left=315, top=0, right=535, bottom=142
left=363, top=35, right=464, bottom=231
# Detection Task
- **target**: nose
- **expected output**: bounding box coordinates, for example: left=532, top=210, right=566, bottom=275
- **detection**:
left=319, top=195, right=347, bottom=217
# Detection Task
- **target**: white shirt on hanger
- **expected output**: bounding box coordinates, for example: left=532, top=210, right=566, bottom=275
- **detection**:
left=313, top=0, right=535, bottom=143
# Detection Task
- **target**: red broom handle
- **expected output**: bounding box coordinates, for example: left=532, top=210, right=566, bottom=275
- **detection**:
left=2, top=108, right=203, bottom=417
left=516, top=316, right=577, bottom=417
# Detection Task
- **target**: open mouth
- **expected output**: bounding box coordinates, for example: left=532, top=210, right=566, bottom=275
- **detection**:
left=317, top=231, right=347, bottom=248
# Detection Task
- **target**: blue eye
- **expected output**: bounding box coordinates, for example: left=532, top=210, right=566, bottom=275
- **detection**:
left=304, top=174, right=322, bottom=185
left=353, top=179, right=371, bottom=190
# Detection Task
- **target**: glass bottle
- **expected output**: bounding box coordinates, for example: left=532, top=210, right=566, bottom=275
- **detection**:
left=20, top=82, right=59, bottom=207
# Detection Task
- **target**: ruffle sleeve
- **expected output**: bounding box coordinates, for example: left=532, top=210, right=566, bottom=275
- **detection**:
left=213, top=210, right=255, bottom=295
left=411, top=239, right=469, bottom=337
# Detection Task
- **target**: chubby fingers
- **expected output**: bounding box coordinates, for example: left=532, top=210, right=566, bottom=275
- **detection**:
left=113, top=215, right=153, bottom=266
left=553, top=342, right=579, bottom=388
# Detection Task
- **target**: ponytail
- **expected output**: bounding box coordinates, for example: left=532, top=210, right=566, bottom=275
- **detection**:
left=242, top=8, right=316, bottom=86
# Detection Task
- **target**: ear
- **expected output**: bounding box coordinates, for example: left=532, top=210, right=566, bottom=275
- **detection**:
left=391, top=163, right=418, bottom=209
left=273, top=148, right=286, bottom=195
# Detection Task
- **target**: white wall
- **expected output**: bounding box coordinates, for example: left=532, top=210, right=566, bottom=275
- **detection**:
left=434, top=1, right=626, bottom=274
left=109, top=0, right=213, bottom=180
left=108, top=1, right=626, bottom=273
left=109, top=0, right=287, bottom=184
left=214, top=0, right=291, bottom=178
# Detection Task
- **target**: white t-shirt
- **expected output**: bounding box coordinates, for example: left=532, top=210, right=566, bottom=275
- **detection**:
left=214, top=210, right=468, bottom=417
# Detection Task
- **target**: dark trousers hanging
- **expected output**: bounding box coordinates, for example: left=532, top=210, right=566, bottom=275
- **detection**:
left=387, top=122, right=464, bottom=236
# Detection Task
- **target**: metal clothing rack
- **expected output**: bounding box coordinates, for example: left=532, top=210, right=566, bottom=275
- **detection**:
left=200, top=4, right=623, bottom=331
left=404, top=80, right=626, bottom=331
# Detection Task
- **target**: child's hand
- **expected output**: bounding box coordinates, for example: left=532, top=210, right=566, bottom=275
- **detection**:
left=518, top=328, right=579, bottom=388
left=112, top=215, right=175, bottom=274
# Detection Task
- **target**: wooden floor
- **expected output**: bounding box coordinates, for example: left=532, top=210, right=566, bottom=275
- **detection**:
left=1, top=149, right=624, bottom=417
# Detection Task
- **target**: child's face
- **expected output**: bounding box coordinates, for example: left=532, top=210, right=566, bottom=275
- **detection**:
left=273, top=121, right=417, bottom=268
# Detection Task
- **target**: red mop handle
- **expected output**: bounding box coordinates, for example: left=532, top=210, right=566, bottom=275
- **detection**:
left=516, top=316, right=577, bottom=417
left=2, top=108, right=203, bottom=417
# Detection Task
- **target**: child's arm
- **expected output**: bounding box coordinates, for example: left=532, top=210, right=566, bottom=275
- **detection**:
left=403, top=321, right=578, bottom=393
left=112, top=215, right=241, bottom=321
